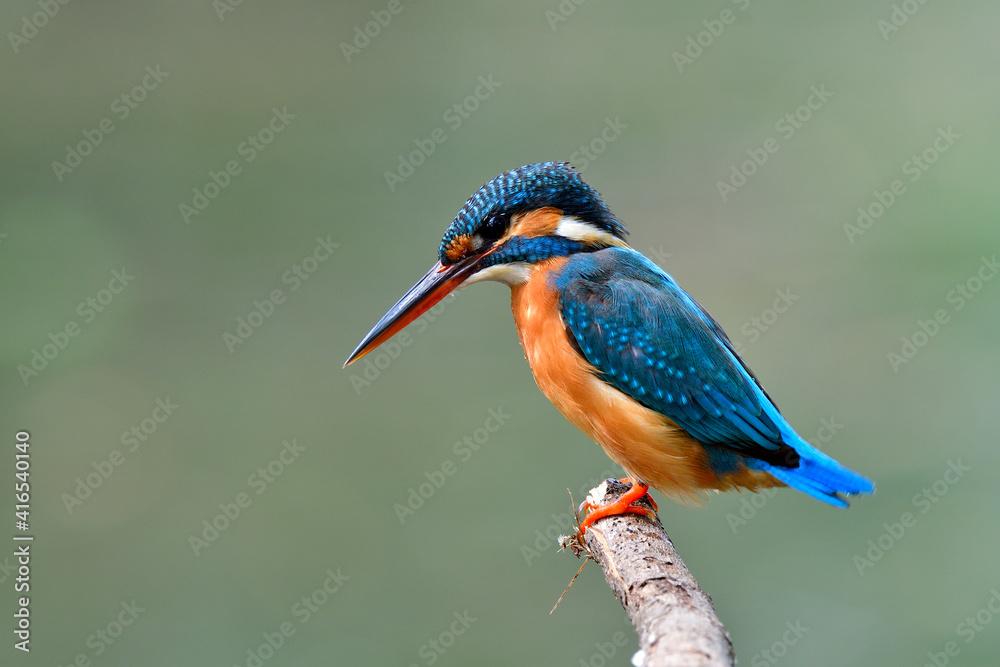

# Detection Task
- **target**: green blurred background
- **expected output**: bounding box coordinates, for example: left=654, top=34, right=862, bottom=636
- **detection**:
left=2, top=1, right=998, bottom=665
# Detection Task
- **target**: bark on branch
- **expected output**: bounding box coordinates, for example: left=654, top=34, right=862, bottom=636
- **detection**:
left=560, top=479, right=735, bottom=667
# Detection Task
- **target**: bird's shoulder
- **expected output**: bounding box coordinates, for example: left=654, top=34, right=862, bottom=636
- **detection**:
left=551, top=246, right=675, bottom=292
left=551, top=247, right=715, bottom=337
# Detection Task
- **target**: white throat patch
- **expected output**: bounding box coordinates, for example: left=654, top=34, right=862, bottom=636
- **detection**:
left=463, top=262, right=532, bottom=286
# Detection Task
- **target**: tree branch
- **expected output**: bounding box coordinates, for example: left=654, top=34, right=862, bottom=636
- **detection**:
left=560, top=479, right=735, bottom=667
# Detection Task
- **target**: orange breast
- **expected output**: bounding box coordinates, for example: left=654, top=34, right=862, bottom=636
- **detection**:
left=510, top=257, right=780, bottom=501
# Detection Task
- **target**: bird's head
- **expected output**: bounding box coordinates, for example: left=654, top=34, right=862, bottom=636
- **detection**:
left=344, top=161, right=628, bottom=366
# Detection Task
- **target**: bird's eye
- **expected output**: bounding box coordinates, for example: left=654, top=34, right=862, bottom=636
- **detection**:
left=479, top=213, right=509, bottom=243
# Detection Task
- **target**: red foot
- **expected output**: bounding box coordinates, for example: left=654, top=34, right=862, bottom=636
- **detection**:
left=578, top=478, right=657, bottom=535
left=608, top=477, right=657, bottom=511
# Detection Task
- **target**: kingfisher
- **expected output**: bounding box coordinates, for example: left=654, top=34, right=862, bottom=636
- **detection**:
left=344, top=162, right=873, bottom=532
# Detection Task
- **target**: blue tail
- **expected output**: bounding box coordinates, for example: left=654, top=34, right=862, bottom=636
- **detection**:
left=751, top=438, right=874, bottom=508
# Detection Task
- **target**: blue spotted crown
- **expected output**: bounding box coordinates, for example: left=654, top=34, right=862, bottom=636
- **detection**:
left=438, top=162, right=627, bottom=263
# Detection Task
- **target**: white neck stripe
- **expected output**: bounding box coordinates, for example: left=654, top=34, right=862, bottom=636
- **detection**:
left=555, top=216, right=627, bottom=248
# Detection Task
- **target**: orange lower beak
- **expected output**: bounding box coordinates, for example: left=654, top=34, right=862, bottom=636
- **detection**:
left=343, top=256, right=479, bottom=367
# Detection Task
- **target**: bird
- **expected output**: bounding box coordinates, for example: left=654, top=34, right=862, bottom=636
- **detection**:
left=344, top=162, right=873, bottom=533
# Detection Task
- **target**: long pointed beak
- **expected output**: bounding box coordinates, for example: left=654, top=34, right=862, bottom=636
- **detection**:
left=343, top=255, right=480, bottom=367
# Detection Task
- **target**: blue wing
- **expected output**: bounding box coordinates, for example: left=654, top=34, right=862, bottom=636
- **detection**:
left=554, top=247, right=874, bottom=504
left=554, top=247, right=796, bottom=466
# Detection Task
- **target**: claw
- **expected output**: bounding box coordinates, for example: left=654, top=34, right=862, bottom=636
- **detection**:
left=577, top=478, right=657, bottom=536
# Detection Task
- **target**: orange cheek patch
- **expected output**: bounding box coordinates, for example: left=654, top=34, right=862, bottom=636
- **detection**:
left=443, top=234, right=477, bottom=262
left=506, top=207, right=563, bottom=240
